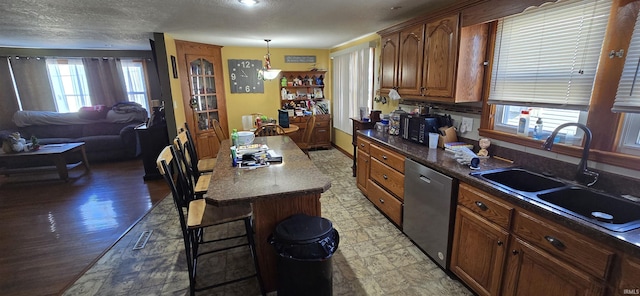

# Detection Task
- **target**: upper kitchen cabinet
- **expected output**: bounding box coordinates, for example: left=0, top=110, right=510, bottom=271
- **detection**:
left=378, top=13, right=488, bottom=103
left=423, top=14, right=459, bottom=98
left=380, top=23, right=425, bottom=96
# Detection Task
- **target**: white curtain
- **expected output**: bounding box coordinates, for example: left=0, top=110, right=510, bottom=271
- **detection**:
left=332, top=45, right=374, bottom=133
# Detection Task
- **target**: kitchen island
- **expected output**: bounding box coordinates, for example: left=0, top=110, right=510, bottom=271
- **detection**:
left=206, top=135, right=331, bottom=292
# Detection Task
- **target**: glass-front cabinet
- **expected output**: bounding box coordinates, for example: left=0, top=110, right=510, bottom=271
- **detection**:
left=189, top=57, right=220, bottom=132
left=176, top=40, right=227, bottom=160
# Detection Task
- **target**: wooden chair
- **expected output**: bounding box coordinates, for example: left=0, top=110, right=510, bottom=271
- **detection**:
left=177, top=125, right=216, bottom=175
left=211, top=119, right=228, bottom=144
left=254, top=123, right=286, bottom=136
left=297, top=115, right=316, bottom=158
left=173, top=135, right=210, bottom=198
left=156, top=145, right=265, bottom=296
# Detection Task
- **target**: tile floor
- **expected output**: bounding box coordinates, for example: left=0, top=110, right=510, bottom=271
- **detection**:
left=64, top=149, right=473, bottom=296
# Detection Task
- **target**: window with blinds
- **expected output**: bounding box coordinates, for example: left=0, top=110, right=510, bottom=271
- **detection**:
left=616, top=9, right=640, bottom=155
left=489, top=0, right=611, bottom=139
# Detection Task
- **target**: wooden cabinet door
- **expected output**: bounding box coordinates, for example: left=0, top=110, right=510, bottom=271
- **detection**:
left=423, top=14, right=459, bottom=98
left=502, top=236, right=605, bottom=296
left=451, top=206, right=509, bottom=296
left=397, top=23, right=425, bottom=96
left=356, top=150, right=370, bottom=194
left=311, top=116, right=331, bottom=149
left=176, top=41, right=228, bottom=161
left=380, top=33, right=400, bottom=92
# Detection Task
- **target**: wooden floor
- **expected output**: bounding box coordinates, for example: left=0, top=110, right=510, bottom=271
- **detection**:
left=0, top=159, right=168, bottom=296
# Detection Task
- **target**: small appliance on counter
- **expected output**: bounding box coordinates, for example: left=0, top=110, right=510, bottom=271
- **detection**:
left=400, top=114, right=440, bottom=145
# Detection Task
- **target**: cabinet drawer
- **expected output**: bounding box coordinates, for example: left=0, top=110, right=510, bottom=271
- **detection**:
left=314, top=119, right=329, bottom=128
left=370, top=158, right=405, bottom=200
left=367, top=179, right=403, bottom=226
left=315, top=114, right=331, bottom=121
left=370, top=144, right=405, bottom=173
left=356, top=136, right=371, bottom=154
left=458, top=183, right=514, bottom=230
left=513, top=211, right=615, bottom=280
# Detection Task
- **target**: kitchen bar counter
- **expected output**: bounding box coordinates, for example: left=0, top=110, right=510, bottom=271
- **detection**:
left=206, top=135, right=332, bottom=292
left=358, top=129, right=640, bottom=257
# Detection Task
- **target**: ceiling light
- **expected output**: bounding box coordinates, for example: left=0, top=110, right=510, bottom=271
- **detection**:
left=239, top=0, right=258, bottom=6
left=258, top=39, right=281, bottom=81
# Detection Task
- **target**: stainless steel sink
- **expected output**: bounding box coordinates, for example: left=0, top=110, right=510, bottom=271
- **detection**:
left=471, top=167, right=640, bottom=232
left=537, top=187, right=640, bottom=232
left=473, top=168, right=565, bottom=193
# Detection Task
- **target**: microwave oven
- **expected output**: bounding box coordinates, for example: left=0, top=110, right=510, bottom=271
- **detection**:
left=400, top=114, right=440, bottom=145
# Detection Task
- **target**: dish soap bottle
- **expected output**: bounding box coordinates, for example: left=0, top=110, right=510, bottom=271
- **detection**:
left=517, top=110, right=530, bottom=137
left=533, top=117, right=544, bottom=140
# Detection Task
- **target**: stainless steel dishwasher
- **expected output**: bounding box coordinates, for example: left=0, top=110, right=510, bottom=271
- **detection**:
left=403, top=158, right=456, bottom=270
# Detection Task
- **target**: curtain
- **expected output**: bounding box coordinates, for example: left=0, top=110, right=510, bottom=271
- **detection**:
left=331, top=45, right=374, bottom=133
left=9, top=56, right=56, bottom=111
left=83, top=57, right=127, bottom=107
left=0, top=57, right=20, bottom=128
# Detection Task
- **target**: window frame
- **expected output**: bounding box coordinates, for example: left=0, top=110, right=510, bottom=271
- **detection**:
left=479, top=1, right=640, bottom=171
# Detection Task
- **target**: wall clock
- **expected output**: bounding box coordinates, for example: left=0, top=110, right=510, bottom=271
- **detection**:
left=228, top=59, right=264, bottom=93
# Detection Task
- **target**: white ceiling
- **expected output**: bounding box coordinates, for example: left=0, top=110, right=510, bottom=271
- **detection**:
left=0, top=0, right=459, bottom=50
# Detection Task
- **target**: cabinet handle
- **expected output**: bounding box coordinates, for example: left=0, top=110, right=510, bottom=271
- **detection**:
left=475, top=201, right=488, bottom=211
left=497, top=240, right=503, bottom=246
left=544, top=235, right=566, bottom=250
left=512, top=250, right=519, bottom=255
left=360, top=143, right=364, bottom=147
left=379, top=199, right=385, bottom=204
left=382, top=155, right=388, bottom=160
left=383, top=174, right=388, bottom=180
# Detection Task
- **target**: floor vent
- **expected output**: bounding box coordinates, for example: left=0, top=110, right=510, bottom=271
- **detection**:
left=133, top=230, right=153, bottom=250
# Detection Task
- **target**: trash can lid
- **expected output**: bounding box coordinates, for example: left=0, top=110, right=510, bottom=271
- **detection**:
left=274, top=214, right=334, bottom=244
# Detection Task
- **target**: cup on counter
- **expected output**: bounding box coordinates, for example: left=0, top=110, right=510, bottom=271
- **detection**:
left=428, top=133, right=439, bottom=149
left=237, top=131, right=255, bottom=145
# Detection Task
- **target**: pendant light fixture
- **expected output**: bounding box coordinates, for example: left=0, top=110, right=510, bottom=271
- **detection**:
left=258, top=39, right=281, bottom=80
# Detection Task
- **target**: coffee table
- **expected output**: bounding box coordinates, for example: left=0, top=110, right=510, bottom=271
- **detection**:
left=0, top=142, right=90, bottom=181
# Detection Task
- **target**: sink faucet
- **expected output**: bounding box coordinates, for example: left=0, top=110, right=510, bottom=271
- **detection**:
left=542, top=122, right=599, bottom=187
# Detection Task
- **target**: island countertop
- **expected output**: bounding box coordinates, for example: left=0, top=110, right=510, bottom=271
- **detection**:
left=206, top=135, right=332, bottom=205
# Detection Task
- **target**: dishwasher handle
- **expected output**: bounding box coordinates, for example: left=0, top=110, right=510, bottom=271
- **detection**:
left=418, top=175, right=431, bottom=184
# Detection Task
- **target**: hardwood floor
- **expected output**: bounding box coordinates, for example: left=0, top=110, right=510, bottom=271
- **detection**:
left=0, top=159, right=169, bottom=296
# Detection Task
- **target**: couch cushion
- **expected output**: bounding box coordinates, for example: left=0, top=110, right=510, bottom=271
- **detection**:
left=80, top=135, right=124, bottom=152
left=82, top=122, right=134, bottom=137
left=39, top=138, right=76, bottom=145
left=19, top=125, right=84, bottom=139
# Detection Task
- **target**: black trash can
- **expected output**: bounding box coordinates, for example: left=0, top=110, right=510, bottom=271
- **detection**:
left=269, top=214, right=339, bottom=296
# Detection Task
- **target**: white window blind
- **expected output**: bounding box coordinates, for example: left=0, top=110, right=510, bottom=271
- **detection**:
left=488, top=0, right=611, bottom=110
left=332, top=45, right=374, bottom=134
left=613, top=9, right=640, bottom=113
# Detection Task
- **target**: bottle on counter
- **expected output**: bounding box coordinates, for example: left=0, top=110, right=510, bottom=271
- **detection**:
left=389, top=107, right=407, bottom=135
left=533, top=117, right=544, bottom=140
left=517, top=110, right=530, bottom=137
left=231, top=128, right=239, bottom=147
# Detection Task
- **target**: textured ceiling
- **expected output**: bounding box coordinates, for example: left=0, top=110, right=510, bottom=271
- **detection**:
left=0, top=0, right=458, bottom=50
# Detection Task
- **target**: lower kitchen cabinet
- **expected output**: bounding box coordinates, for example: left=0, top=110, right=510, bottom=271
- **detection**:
left=356, top=136, right=371, bottom=194
left=355, top=139, right=405, bottom=227
left=617, top=255, right=640, bottom=295
left=501, top=236, right=605, bottom=296
left=451, top=206, right=509, bottom=296
left=453, top=182, right=614, bottom=296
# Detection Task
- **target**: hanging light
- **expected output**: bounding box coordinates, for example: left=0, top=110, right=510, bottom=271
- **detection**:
left=258, top=39, right=281, bottom=80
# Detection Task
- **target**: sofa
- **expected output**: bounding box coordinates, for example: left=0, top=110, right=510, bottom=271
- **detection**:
left=1, top=109, right=146, bottom=163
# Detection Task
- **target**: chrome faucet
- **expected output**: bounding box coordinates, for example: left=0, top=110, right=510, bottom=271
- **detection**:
left=542, top=123, right=599, bottom=186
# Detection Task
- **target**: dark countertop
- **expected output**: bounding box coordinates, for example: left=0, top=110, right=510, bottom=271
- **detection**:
left=207, top=135, right=332, bottom=205
left=358, top=129, right=640, bottom=257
